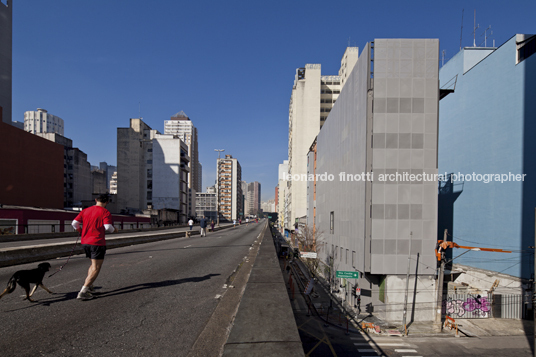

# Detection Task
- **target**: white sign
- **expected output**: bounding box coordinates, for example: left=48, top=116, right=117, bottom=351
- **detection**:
left=356, top=288, right=361, bottom=296
left=300, top=252, right=317, bottom=259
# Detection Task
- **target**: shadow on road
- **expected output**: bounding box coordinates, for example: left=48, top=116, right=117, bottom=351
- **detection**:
left=97, top=273, right=221, bottom=299
left=2, top=274, right=221, bottom=310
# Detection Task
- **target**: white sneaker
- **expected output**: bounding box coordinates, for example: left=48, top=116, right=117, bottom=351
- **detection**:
left=77, top=291, right=94, bottom=300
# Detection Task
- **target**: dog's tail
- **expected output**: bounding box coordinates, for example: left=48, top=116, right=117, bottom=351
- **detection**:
left=0, top=276, right=17, bottom=300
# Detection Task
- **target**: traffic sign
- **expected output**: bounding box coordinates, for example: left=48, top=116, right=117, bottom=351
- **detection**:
left=336, top=271, right=359, bottom=279
left=356, top=288, right=361, bottom=295
left=300, top=252, right=317, bottom=259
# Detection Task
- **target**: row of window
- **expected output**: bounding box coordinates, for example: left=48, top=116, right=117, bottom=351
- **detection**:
left=321, top=89, right=341, bottom=94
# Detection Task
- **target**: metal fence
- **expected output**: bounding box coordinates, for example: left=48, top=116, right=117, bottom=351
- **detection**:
left=443, top=292, right=525, bottom=319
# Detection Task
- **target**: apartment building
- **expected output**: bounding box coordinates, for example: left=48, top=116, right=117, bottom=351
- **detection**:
left=247, top=181, right=261, bottom=215
left=117, top=118, right=190, bottom=221
left=164, top=111, right=201, bottom=218
left=24, top=108, right=64, bottom=135
left=196, top=186, right=217, bottom=221
left=216, top=155, right=243, bottom=221
left=287, top=47, right=358, bottom=230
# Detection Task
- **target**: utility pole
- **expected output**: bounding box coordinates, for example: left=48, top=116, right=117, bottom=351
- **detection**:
left=402, top=232, right=413, bottom=333
left=435, top=229, right=447, bottom=331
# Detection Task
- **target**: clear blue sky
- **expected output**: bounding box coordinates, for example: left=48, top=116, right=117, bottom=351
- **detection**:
left=11, top=0, right=535, bottom=201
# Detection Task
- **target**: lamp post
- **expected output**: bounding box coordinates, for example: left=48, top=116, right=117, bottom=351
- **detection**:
left=214, top=149, right=224, bottom=227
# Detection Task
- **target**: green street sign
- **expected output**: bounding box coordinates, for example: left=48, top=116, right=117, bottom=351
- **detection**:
left=336, top=271, right=359, bottom=279
left=268, top=216, right=272, bottom=219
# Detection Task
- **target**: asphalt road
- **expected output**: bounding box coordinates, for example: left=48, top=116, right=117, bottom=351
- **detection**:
left=0, top=222, right=265, bottom=356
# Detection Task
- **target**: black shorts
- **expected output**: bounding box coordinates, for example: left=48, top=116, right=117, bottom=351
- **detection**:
left=82, top=244, right=106, bottom=260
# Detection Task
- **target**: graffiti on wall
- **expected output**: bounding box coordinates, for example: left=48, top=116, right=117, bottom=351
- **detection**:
left=442, top=294, right=491, bottom=318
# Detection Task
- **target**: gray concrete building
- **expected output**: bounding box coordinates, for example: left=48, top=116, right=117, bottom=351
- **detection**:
left=72, top=148, right=92, bottom=206
left=247, top=181, right=261, bottom=216
left=117, top=118, right=190, bottom=221
left=0, top=0, right=12, bottom=124
left=196, top=190, right=217, bottom=222
left=308, top=39, right=439, bottom=321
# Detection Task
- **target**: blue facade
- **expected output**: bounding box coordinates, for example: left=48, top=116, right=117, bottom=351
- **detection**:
left=438, top=35, right=536, bottom=278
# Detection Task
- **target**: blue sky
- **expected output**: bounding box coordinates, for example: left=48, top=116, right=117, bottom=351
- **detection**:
left=10, top=0, right=535, bottom=201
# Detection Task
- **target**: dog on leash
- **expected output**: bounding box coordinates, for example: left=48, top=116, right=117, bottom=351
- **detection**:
left=0, top=262, right=53, bottom=302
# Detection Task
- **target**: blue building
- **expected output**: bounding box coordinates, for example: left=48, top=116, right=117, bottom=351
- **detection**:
left=438, top=34, right=536, bottom=279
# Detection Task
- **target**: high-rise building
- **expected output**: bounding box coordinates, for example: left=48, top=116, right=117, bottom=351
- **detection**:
left=241, top=181, right=248, bottom=215
left=99, top=162, right=117, bottom=191
left=286, top=47, right=359, bottom=230
left=24, top=108, right=64, bottom=135
left=164, top=111, right=201, bottom=218
left=216, top=155, right=242, bottom=221
left=307, top=39, right=440, bottom=321
left=0, top=0, right=12, bottom=124
left=247, top=181, right=261, bottom=215
left=117, top=118, right=190, bottom=221
left=277, top=160, right=289, bottom=232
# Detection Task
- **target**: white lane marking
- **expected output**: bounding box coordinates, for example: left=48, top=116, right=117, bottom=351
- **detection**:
left=355, top=343, right=409, bottom=347
left=395, top=349, right=418, bottom=353
left=184, top=245, right=192, bottom=249
left=49, top=278, right=82, bottom=289
left=215, top=294, right=222, bottom=299
left=223, top=284, right=228, bottom=289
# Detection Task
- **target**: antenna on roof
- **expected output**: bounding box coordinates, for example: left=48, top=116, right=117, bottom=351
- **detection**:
left=479, top=26, right=492, bottom=47
left=472, top=9, right=479, bottom=47
left=442, top=50, right=446, bottom=66
left=459, top=9, right=464, bottom=50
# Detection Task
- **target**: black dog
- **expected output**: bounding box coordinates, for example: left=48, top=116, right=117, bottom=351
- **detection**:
left=0, top=263, right=53, bottom=302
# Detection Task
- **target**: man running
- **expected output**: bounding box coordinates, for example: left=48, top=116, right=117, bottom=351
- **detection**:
left=72, top=194, right=115, bottom=300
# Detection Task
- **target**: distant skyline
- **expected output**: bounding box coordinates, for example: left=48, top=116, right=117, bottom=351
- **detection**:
left=10, top=0, right=536, bottom=201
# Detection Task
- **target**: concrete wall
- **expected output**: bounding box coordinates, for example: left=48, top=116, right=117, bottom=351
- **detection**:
left=438, top=35, right=536, bottom=278
left=117, top=119, right=152, bottom=212
left=152, top=135, right=182, bottom=210
left=0, top=0, right=12, bottom=124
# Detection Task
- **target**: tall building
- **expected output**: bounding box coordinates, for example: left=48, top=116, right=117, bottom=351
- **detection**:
left=287, top=48, right=358, bottom=230
left=0, top=0, right=12, bottom=124
left=99, top=162, right=117, bottom=192
left=247, top=181, right=261, bottom=215
left=241, top=181, right=248, bottom=215
left=117, top=118, right=189, bottom=221
left=164, top=111, right=201, bottom=218
left=216, top=155, right=243, bottom=221
left=24, top=108, right=64, bottom=135
left=277, top=160, right=289, bottom=232
left=152, top=133, right=190, bottom=220
left=110, top=171, right=118, bottom=194
left=308, top=39, right=440, bottom=321
left=438, top=34, right=536, bottom=279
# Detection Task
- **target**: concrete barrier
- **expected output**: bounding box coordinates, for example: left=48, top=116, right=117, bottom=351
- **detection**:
left=0, top=224, right=233, bottom=268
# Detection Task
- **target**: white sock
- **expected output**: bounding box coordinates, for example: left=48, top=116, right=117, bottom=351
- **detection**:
left=80, top=286, right=89, bottom=293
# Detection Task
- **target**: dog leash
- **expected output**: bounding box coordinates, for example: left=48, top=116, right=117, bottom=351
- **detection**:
left=48, top=232, right=80, bottom=278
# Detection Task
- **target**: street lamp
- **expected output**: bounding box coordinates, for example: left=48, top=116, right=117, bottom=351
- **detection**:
left=214, top=149, right=224, bottom=227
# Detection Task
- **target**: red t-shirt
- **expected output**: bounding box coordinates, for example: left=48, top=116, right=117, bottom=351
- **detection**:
left=74, top=205, right=113, bottom=246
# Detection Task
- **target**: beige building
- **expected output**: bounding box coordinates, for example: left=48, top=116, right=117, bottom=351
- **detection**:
left=216, top=155, right=243, bottom=221
left=164, top=111, right=200, bottom=218
left=286, top=47, right=359, bottom=230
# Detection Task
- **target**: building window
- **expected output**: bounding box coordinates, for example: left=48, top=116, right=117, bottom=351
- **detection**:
left=330, top=211, right=334, bottom=234
left=147, top=160, right=152, bottom=164
left=147, top=169, right=152, bottom=178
